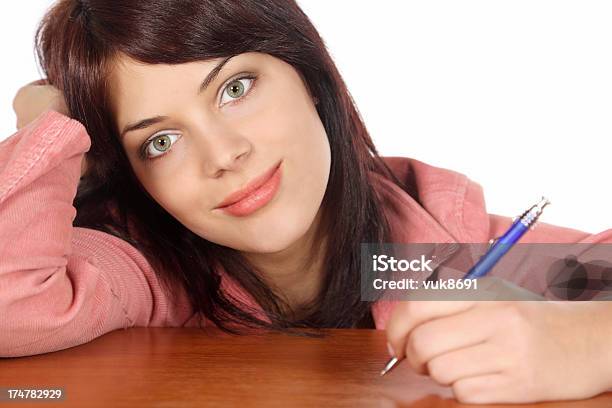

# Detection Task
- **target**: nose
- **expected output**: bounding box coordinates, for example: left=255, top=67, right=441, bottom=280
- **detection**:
left=202, top=129, right=252, bottom=178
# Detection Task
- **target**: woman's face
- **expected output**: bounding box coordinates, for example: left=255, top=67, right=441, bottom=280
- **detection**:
left=110, top=52, right=331, bottom=253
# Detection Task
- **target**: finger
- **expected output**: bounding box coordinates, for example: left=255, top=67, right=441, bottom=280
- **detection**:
left=426, top=342, right=507, bottom=386
left=386, top=300, right=475, bottom=359
left=405, top=305, right=498, bottom=374
left=29, top=78, right=48, bottom=86
left=452, top=374, right=513, bottom=404
left=80, top=156, right=88, bottom=178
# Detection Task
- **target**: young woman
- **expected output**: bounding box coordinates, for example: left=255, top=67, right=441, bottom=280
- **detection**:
left=3, top=0, right=612, bottom=404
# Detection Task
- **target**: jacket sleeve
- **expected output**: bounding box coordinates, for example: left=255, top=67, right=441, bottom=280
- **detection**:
left=487, top=214, right=612, bottom=300
left=0, top=110, right=191, bottom=357
left=458, top=174, right=612, bottom=299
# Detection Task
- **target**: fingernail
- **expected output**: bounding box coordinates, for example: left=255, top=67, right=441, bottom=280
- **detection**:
left=387, top=342, right=395, bottom=357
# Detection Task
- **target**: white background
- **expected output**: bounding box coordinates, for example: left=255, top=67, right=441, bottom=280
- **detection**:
left=1, top=1, right=610, bottom=233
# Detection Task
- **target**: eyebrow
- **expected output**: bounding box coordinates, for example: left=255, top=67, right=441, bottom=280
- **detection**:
left=119, top=56, right=234, bottom=140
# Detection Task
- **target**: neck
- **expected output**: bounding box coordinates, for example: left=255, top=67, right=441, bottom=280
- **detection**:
left=242, top=210, right=328, bottom=315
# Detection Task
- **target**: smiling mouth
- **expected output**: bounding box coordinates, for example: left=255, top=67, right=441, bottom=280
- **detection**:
left=214, top=160, right=283, bottom=216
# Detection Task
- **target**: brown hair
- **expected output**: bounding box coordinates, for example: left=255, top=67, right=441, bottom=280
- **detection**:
left=35, top=0, right=411, bottom=334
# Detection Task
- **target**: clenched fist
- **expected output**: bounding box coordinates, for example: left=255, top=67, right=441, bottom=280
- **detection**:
left=12, top=79, right=88, bottom=177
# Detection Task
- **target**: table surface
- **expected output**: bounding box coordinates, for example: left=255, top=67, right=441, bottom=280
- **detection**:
left=1, top=328, right=611, bottom=408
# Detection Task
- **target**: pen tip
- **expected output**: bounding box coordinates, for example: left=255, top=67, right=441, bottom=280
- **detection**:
left=380, top=356, right=399, bottom=377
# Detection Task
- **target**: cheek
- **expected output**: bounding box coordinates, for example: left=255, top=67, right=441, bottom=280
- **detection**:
left=253, top=86, right=328, bottom=153
left=126, top=143, right=202, bottom=216
left=282, top=105, right=330, bottom=173
left=252, top=82, right=331, bottom=188
left=137, top=169, right=202, bottom=227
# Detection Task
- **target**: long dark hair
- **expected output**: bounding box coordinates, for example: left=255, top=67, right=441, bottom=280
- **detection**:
left=35, top=0, right=410, bottom=334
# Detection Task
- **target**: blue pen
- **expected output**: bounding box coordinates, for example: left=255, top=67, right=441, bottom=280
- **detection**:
left=465, top=197, right=551, bottom=279
left=380, top=197, right=551, bottom=377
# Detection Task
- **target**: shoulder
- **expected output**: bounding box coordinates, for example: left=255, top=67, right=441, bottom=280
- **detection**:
left=372, top=156, right=491, bottom=242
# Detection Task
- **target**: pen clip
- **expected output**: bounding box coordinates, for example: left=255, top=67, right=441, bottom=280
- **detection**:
left=488, top=238, right=499, bottom=249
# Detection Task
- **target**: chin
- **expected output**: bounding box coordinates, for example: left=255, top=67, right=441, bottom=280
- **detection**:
left=240, top=220, right=311, bottom=254
left=242, top=233, right=299, bottom=254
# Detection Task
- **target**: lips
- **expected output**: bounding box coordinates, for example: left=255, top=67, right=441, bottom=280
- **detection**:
left=215, top=160, right=283, bottom=209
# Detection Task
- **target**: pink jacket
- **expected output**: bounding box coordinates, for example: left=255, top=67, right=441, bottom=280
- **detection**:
left=1, top=110, right=611, bottom=357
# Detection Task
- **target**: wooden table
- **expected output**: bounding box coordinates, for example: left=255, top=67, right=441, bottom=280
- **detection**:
left=1, top=328, right=611, bottom=407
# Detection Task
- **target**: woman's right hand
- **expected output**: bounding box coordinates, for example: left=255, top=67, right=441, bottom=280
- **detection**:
left=12, top=80, right=88, bottom=177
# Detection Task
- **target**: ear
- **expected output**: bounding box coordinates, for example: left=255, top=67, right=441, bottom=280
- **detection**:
left=313, top=96, right=319, bottom=105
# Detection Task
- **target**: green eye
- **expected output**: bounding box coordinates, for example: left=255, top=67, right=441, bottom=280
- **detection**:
left=225, top=80, right=245, bottom=99
left=141, top=132, right=181, bottom=161
left=219, top=76, right=255, bottom=106
left=152, top=134, right=172, bottom=152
